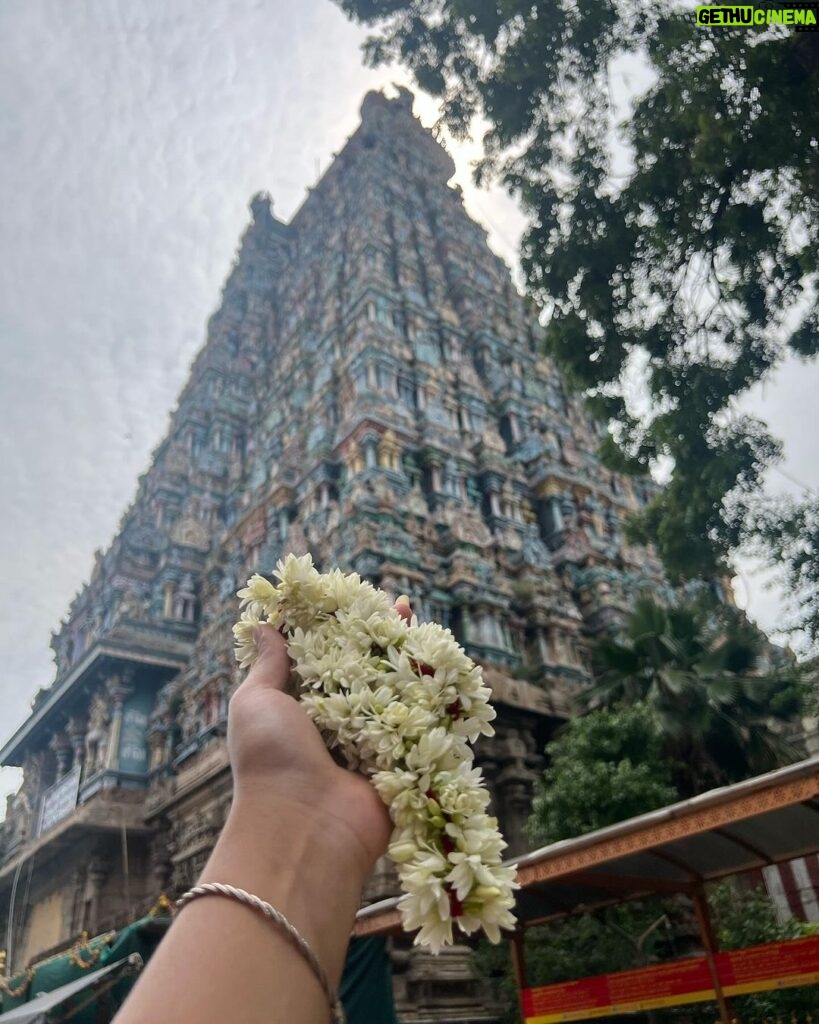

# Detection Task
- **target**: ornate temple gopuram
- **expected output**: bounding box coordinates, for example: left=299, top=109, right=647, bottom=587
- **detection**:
left=0, top=89, right=667, bottom=1020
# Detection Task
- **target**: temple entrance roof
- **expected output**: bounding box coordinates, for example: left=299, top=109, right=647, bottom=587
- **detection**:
left=355, top=753, right=819, bottom=935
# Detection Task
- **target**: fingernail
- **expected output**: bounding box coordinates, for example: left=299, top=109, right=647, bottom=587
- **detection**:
left=396, top=594, right=411, bottom=607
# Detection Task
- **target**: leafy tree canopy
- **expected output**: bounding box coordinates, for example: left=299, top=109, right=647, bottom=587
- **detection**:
left=336, top=0, right=819, bottom=639
left=484, top=696, right=813, bottom=1023
left=528, top=702, right=677, bottom=844
left=589, top=595, right=806, bottom=793
left=482, top=701, right=681, bottom=1024
left=705, top=881, right=818, bottom=1021
left=483, top=642, right=810, bottom=1022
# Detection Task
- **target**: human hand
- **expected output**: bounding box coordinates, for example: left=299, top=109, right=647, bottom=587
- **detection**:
left=226, top=596, right=413, bottom=879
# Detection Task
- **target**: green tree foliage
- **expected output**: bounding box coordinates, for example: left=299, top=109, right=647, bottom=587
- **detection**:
left=336, top=0, right=819, bottom=637
left=478, top=882, right=819, bottom=1024
left=710, top=880, right=814, bottom=950
left=528, top=703, right=677, bottom=844
left=753, top=495, right=819, bottom=643
left=479, top=702, right=681, bottom=1023
left=589, top=596, right=805, bottom=793
left=479, top=665, right=810, bottom=1022
left=701, top=881, right=817, bottom=1022
left=477, top=902, right=679, bottom=1024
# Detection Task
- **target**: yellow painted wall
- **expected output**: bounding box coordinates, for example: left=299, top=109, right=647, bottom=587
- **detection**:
left=18, top=891, right=64, bottom=967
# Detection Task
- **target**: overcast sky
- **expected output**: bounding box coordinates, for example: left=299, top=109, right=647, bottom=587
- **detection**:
left=1, top=0, right=816, bottom=805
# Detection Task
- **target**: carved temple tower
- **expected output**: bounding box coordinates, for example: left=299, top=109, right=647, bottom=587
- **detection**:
left=0, top=89, right=667, bottom=1019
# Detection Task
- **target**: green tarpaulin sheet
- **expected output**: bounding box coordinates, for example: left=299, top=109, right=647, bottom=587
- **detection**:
left=2, top=919, right=399, bottom=1023
left=341, top=937, right=400, bottom=1024
left=0, top=956, right=142, bottom=1024
left=0, top=915, right=169, bottom=1020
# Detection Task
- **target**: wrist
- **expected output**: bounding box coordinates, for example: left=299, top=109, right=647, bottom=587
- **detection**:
left=197, top=796, right=368, bottom=983
left=228, top=789, right=372, bottom=884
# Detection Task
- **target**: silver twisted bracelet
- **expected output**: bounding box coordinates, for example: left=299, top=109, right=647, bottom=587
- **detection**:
left=176, top=882, right=345, bottom=1024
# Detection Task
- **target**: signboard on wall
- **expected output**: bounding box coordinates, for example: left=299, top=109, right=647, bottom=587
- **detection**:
left=37, top=765, right=80, bottom=836
left=118, top=689, right=153, bottom=775
left=522, top=934, right=819, bottom=1022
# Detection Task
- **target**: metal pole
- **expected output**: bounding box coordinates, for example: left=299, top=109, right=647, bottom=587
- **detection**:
left=510, top=931, right=529, bottom=1021
left=5, top=858, right=25, bottom=975
left=121, top=810, right=132, bottom=921
left=692, top=889, right=732, bottom=1024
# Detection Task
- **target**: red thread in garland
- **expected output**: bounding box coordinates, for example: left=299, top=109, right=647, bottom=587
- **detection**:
left=446, top=698, right=463, bottom=720
left=447, top=888, right=464, bottom=918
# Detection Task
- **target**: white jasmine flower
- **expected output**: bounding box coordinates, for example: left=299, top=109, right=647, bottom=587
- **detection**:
left=234, top=553, right=517, bottom=949
left=237, top=573, right=277, bottom=607
left=232, top=615, right=260, bottom=669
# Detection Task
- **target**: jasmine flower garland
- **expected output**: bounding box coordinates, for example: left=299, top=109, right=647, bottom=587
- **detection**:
left=233, top=553, right=518, bottom=953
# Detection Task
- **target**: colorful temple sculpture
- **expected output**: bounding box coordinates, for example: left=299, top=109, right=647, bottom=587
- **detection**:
left=0, top=89, right=668, bottom=1020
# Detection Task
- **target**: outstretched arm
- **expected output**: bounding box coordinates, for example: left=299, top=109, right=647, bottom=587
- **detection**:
left=115, top=600, right=411, bottom=1024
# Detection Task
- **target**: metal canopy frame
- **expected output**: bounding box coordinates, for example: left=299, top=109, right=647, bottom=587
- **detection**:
left=0, top=954, right=143, bottom=1023
left=354, top=754, right=819, bottom=1023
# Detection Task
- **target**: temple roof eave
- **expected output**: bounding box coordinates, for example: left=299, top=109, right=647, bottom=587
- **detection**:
left=0, top=625, right=194, bottom=767
left=0, top=794, right=152, bottom=893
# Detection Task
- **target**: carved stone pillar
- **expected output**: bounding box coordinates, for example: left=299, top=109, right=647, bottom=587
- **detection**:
left=217, top=682, right=229, bottom=721
left=148, top=726, right=167, bottom=771
left=346, top=440, right=364, bottom=476
left=425, top=451, right=442, bottom=493
left=83, top=855, right=109, bottom=933
left=363, top=853, right=399, bottom=904
left=49, top=731, right=72, bottom=778
left=535, top=626, right=549, bottom=663
left=560, top=491, right=576, bottom=526
left=66, top=716, right=87, bottom=781
left=378, top=429, right=400, bottom=471
left=104, top=677, right=133, bottom=772
left=149, top=829, right=173, bottom=894
left=496, top=766, right=537, bottom=857
left=14, top=750, right=46, bottom=843
left=508, top=410, right=521, bottom=443
left=400, top=945, right=489, bottom=1019
left=460, top=605, right=472, bottom=644
left=493, top=724, right=541, bottom=857
left=68, top=867, right=85, bottom=934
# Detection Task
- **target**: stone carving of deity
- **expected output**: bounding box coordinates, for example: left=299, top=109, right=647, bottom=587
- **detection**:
left=285, top=521, right=308, bottom=557
left=171, top=516, right=210, bottom=552
left=9, top=750, right=46, bottom=844
left=85, top=693, right=110, bottom=775
left=406, top=484, right=428, bottom=518
left=178, top=697, right=200, bottom=743
left=522, top=525, right=550, bottom=569
left=324, top=503, right=340, bottom=535
left=371, top=474, right=394, bottom=510
left=450, top=502, right=492, bottom=548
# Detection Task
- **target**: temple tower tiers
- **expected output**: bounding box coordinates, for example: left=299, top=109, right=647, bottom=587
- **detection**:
left=0, top=89, right=666, bottom=1018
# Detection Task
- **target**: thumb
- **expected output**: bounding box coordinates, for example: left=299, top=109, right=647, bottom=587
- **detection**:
left=395, top=594, right=413, bottom=625
left=243, top=624, right=291, bottom=694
